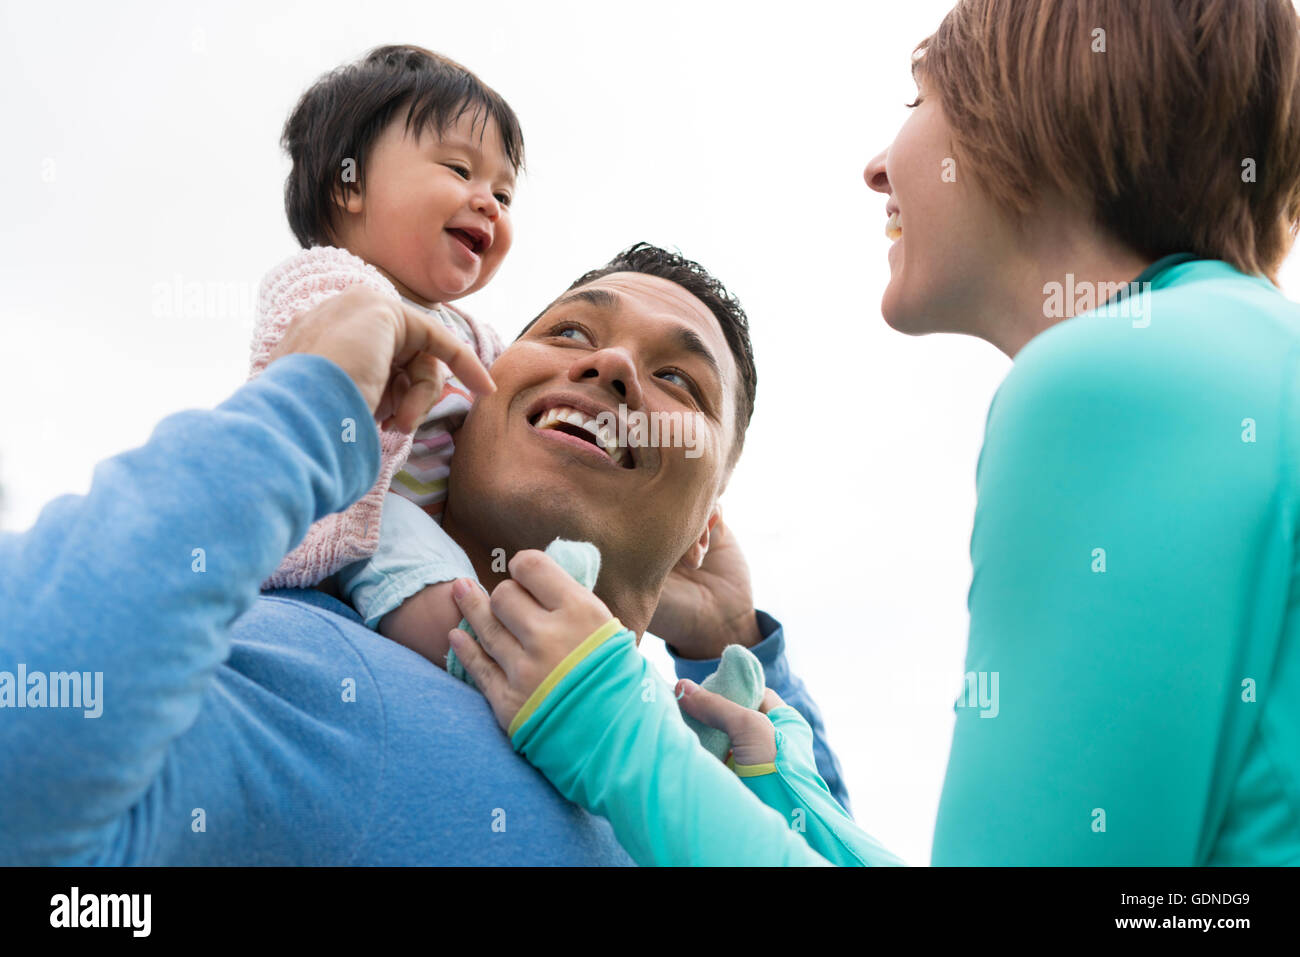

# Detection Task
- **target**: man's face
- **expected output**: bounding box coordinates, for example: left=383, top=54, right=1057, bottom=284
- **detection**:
left=446, top=271, right=739, bottom=584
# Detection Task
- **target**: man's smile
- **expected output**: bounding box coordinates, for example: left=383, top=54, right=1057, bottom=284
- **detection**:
left=525, top=391, right=638, bottom=470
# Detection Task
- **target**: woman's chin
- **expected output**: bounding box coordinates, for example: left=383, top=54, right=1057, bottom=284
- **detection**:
left=880, top=285, right=915, bottom=334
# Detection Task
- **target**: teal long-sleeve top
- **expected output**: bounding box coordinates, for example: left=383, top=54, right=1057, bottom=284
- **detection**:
left=506, top=256, right=1300, bottom=866
left=934, top=256, right=1300, bottom=865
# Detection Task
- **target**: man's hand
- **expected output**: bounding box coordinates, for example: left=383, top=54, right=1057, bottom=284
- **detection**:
left=270, top=285, right=496, bottom=433
left=448, top=551, right=616, bottom=733
left=650, top=508, right=762, bottom=659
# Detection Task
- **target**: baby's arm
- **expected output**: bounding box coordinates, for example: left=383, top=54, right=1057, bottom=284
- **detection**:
left=335, top=492, right=477, bottom=667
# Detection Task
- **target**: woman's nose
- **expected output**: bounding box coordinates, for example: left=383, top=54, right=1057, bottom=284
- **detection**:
left=864, top=149, right=891, bottom=193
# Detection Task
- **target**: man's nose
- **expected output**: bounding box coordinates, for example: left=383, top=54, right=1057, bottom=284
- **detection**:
left=864, top=148, right=890, bottom=193
left=570, top=347, right=644, bottom=408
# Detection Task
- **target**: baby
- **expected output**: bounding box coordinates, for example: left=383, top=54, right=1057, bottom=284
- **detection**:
left=248, top=44, right=523, bottom=668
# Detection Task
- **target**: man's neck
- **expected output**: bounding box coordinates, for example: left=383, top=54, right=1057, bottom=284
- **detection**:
left=440, top=509, right=659, bottom=638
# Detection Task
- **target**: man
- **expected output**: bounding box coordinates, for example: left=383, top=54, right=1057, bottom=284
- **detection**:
left=0, top=245, right=848, bottom=864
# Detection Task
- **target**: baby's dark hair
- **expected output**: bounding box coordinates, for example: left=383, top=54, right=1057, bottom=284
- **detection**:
left=281, top=44, right=525, bottom=248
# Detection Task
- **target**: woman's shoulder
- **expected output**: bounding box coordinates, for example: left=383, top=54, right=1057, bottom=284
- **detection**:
left=980, top=260, right=1300, bottom=504
left=1001, top=262, right=1300, bottom=415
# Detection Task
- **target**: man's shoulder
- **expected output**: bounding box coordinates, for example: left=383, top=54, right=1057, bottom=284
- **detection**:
left=226, top=589, right=501, bottom=749
left=218, top=591, right=633, bottom=865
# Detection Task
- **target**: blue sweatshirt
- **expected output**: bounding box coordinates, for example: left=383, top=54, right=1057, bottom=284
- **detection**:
left=0, top=354, right=851, bottom=865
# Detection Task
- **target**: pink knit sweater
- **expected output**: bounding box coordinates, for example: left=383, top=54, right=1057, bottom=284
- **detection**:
left=248, top=245, right=502, bottom=590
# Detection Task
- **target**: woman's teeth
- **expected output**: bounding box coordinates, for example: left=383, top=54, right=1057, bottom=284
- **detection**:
left=886, top=211, right=903, bottom=241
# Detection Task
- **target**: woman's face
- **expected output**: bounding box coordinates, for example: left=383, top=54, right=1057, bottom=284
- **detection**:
left=864, top=77, right=1012, bottom=339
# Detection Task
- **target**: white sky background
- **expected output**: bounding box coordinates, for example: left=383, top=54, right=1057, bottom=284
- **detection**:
left=5, top=0, right=1299, bottom=865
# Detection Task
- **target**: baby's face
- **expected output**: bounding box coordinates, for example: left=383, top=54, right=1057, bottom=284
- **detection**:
left=336, top=108, right=517, bottom=306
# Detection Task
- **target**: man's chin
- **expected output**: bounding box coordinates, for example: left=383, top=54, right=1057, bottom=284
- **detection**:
left=481, top=482, right=608, bottom=551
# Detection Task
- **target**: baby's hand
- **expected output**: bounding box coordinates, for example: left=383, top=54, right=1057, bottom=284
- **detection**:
left=674, top=681, right=786, bottom=766
left=378, top=580, right=463, bottom=669
left=448, top=550, right=616, bottom=733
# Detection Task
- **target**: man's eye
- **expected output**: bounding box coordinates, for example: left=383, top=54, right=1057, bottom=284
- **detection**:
left=550, top=324, right=592, bottom=344
left=657, top=369, right=697, bottom=397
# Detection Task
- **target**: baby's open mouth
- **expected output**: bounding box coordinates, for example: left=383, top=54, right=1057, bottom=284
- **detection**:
left=529, top=405, right=634, bottom=469
left=448, top=228, right=487, bottom=255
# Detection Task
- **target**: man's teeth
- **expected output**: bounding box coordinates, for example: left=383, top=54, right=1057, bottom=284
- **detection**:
left=534, top=405, right=628, bottom=465
left=886, top=212, right=903, bottom=241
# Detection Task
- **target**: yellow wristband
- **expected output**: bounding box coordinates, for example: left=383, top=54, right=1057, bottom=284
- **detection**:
left=727, top=752, right=778, bottom=777
left=507, top=618, right=625, bottom=739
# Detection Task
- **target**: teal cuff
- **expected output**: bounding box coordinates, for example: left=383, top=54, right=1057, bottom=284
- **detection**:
left=739, top=707, right=907, bottom=867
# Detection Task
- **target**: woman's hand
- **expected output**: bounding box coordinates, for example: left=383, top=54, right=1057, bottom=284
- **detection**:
left=674, top=680, right=787, bottom=765
left=448, top=550, right=616, bottom=733
left=649, top=508, right=762, bottom=659
left=270, top=285, right=496, bottom=433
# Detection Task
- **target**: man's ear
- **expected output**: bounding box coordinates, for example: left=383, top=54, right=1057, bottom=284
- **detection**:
left=680, top=505, right=722, bottom=570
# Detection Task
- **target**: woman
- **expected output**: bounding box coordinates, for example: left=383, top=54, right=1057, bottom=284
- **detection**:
left=453, top=0, right=1300, bottom=865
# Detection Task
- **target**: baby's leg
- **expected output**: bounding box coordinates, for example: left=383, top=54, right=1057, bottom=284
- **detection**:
left=378, top=580, right=461, bottom=669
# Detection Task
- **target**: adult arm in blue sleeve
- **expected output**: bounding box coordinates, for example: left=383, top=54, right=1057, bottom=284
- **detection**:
left=0, top=355, right=379, bottom=864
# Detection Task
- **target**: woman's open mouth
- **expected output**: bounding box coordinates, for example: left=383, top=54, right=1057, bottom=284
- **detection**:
left=885, top=211, right=903, bottom=242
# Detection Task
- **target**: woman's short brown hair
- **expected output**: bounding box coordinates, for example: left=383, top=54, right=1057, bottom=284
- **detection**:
left=914, top=0, right=1300, bottom=281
